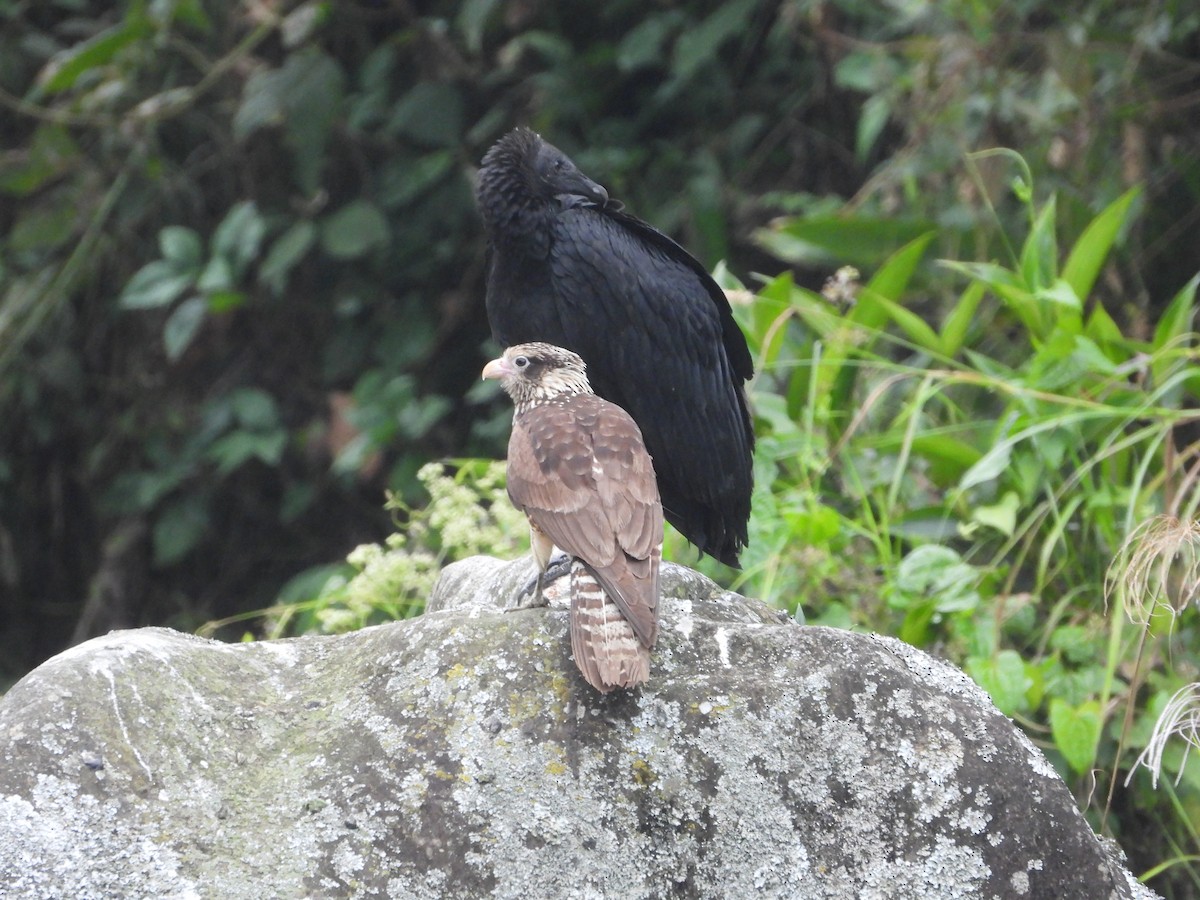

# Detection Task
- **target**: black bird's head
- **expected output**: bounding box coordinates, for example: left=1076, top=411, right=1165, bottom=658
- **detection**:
left=529, top=135, right=609, bottom=209
left=477, top=128, right=609, bottom=227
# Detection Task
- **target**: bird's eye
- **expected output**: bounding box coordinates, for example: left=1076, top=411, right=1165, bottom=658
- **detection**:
left=553, top=159, right=565, bottom=171
left=513, top=355, right=529, bottom=369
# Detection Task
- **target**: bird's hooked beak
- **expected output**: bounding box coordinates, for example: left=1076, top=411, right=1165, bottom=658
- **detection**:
left=553, top=173, right=608, bottom=209
left=481, top=356, right=512, bottom=381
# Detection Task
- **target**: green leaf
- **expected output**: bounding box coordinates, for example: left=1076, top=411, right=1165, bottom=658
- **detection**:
left=153, top=495, right=209, bottom=567
left=119, top=261, right=194, bottom=310
left=158, top=226, right=204, bottom=270
left=966, top=650, right=1031, bottom=716
left=234, top=50, right=346, bottom=192
left=376, top=152, right=454, bottom=209
left=866, top=292, right=941, bottom=353
left=969, top=491, right=1020, bottom=537
left=908, top=435, right=982, bottom=483
left=260, top=221, right=316, bottom=295
left=37, top=20, right=149, bottom=95
left=212, top=201, right=266, bottom=274
left=387, top=82, right=464, bottom=148
left=8, top=198, right=77, bottom=254
left=890, top=545, right=981, bottom=614
left=672, top=0, right=755, bottom=82
left=756, top=217, right=935, bottom=269
left=958, top=442, right=1012, bottom=492
left=862, top=232, right=935, bottom=303
left=1152, top=273, right=1199, bottom=355
left=207, top=430, right=287, bottom=474
left=229, top=388, right=279, bottom=429
left=321, top=200, right=389, bottom=259
left=1049, top=698, right=1101, bottom=774
left=939, top=281, right=985, bottom=357
left=0, top=124, right=81, bottom=196
left=855, top=94, right=889, bottom=162
left=197, top=256, right=234, bottom=294
left=616, top=13, right=681, bottom=72
left=1061, top=187, right=1141, bottom=302
left=1019, top=195, right=1057, bottom=292
left=456, top=0, right=501, bottom=54
left=163, top=296, right=207, bottom=361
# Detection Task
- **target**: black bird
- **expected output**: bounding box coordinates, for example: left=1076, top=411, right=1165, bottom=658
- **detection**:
left=476, top=127, right=754, bottom=567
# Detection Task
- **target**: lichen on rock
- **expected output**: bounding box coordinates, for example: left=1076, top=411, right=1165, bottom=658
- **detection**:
left=0, top=556, right=1156, bottom=899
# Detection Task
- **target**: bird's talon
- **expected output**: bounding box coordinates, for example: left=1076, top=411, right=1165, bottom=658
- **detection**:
left=511, top=553, right=571, bottom=610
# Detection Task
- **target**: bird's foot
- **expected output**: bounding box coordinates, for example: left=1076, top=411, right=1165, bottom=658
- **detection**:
left=510, top=553, right=572, bottom=611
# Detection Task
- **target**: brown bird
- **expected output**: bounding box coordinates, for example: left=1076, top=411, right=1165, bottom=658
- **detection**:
left=482, top=342, right=662, bottom=692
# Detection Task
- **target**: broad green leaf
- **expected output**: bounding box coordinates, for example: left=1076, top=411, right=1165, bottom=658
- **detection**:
left=834, top=51, right=896, bottom=93
left=856, top=95, right=889, bottom=162
left=212, top=201, right=266, bottom=274
left=672, top=0, right=755, bottom=82
left=153, top=495, right=209, bottom=567
left=888, top=509, right=960, bottom=542
left=207, top=429, right=287, bottom=474
left=969, top=491, right=1020, bottom=537
left=163, top=296, right=207, bottom=361
left=616, top=13, right=680, bottom=72
left=1048, top=625, right=1097, bottom=665
left=234, top=50, right=346, bottom=192
left=457, top=0, right=501, bottom=54
left=0, top=125, right=80, bottom=196
left=966, top=650, right=1031, bottom=716
left=9, top=199, right=77, bottom=254
left=260, top=221, right=316, bottom=295
left=889, top=545, right=981, bottom=614
left=1061, top=186, right=1141, bottom=302
left=118, top=261, right=194, bottom=310
left=908, top=434, right=982, bottom=483
left=1035, top=279, right=1081, bottom=310
left=197, top=256, right=234, bottom=294
left=37, top=20, right=149, bottom=95
left=756, top=217, right=935, bottom=269
left=158, top=226, right=203, bottom=270
left=939, top=281, right=985, bottom=357
left=229, top=388, right=280, bottom=429
left=321, top=200, right=389, bottom=259
left=377, top=152, right=454, bottom=209
left=387, top=82, right=464, bottom=148
left=1049, top=698, right=1101, bottom=774
left=958, top=443, right=1012, bottom=492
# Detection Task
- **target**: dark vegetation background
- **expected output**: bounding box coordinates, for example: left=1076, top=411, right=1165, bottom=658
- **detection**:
left=2, top=0, right=1199, bottom=893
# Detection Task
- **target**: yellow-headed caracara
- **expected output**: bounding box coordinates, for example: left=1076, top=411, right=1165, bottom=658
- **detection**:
left=483, top=342, right=662, bottom=693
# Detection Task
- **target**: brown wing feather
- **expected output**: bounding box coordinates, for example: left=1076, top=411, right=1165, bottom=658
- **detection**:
left=506, top=394, right=662, bottom=649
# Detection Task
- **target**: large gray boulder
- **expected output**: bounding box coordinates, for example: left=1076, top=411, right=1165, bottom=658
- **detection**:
left=0, top=556, right=1152, bottom=899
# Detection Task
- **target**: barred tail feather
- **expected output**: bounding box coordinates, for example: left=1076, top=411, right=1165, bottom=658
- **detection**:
left=568, top=559, right=651, bottom=692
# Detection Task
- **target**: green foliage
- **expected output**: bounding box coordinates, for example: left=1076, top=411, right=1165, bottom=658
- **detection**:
left=714, top=156, right=1200, bottom=894
left=204, top=460, right=528, bottom=638
left=3, top=0, right=1200, bottom=892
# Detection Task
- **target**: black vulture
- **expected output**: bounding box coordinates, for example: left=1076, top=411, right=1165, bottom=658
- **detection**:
left=476, top=127, right=754, bottom=567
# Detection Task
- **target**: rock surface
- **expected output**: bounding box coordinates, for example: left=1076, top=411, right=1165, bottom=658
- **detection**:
left=0, top=556, right=1154, bottom=899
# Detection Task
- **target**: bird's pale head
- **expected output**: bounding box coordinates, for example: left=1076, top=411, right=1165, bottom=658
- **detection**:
left=482, top=342, right=593, bottom=408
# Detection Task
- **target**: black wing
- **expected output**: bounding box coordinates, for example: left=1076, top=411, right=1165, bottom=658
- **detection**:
left=545, top=207, right=754, bottom=566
